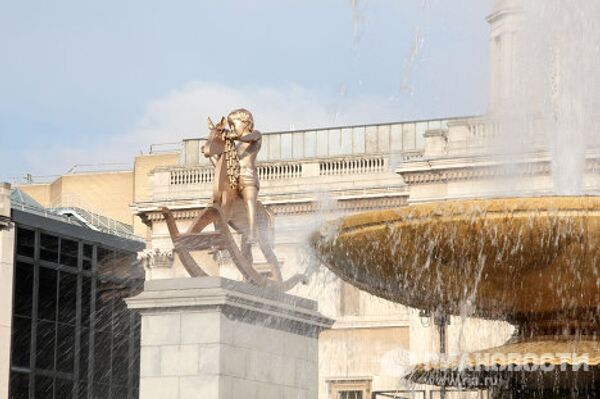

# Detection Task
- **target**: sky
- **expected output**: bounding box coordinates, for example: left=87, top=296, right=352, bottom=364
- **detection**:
left=0, top=0, right=494, bottom=182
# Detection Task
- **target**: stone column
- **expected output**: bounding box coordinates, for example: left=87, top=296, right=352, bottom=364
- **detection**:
left=126, top=277, right=334, bottom=399
left=0, top=183, right=14, bottom=399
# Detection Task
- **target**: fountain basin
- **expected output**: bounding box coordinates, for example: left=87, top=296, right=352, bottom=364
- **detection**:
left=311, top=197, right=600, bottom=331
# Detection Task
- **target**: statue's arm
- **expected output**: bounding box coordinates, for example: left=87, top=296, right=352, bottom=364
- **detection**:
left=237, top=130, right=262, bottom=143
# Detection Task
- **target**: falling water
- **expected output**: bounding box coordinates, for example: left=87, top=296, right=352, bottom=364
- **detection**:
left=498, top=0, right=600, bottom=195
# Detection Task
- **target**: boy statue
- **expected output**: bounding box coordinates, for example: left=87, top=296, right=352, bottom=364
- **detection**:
left=224, top=108, right=262, bottom=244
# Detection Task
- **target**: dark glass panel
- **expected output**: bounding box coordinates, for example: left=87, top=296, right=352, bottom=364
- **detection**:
left=130, top=277, right=144, bottom=297
left=9, top=371, right=29, bottom=399
left=94, top=279, right=113, bottom=331
left=34, top=375, right=54, bottom=398
left=82, top=244, right=93, bottom=271
left=93, top=331, right=112, bottom=384
left=113, top=251, right=134, bottom=280
left=112, top=298, right=129, bottom=337
left=131, top=324, right=140, bottom=383
left=83, top=244, right=93, bottom=259
left=60, top=238, right=79, bottom=268
left=57, top=271, right=77, bottom=324
left=55, top=377, right=74, bottom=399
left=35, top=320, right=56, bottom=371
left=112, top=385, right=128, bottom=399
left=13, top=262, right=33, bottom=317
left=78, top=380, right=89, bottom=399
left=38, top=267, right=57, bottom=321
left=79, top=328, right=90, bottom=381
left=40, top=233, right=59, bottom=263
left=16, top=228, right=35, bottom=258
left=10, top=316, right=31, bottom=368
left=111, top=334, right=129, bottom=386
left=92, top=383, right=110, bottom=399
left=56, top=324, right=75, bottom=373
left=81, top=277, right=92, bottom=330
left=96, top=248, right=113, bottom=278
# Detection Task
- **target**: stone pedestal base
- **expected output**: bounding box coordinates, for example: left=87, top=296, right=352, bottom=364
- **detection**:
left=126, top=277, right=334, bottom=399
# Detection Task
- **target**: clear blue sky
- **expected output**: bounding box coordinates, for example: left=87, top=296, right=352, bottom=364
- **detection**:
left=0, top=0, right=494, bottom=181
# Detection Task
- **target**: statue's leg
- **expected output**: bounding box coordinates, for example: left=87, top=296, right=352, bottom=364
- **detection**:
left=240, top=186, right=258, bottom=244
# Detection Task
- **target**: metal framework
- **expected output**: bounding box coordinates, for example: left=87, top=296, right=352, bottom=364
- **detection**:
left=8, top=220, right=143, bottom=399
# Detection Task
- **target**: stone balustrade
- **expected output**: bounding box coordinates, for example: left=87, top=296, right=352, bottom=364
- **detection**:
left=167, top=154, right=395, bottom=187
left=319, top=156, right=386, bottom=176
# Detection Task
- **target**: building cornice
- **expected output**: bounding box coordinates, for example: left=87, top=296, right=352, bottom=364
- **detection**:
left=135, top=192, right=409, bottom=223
left=397, top=153, right=600, bottom=186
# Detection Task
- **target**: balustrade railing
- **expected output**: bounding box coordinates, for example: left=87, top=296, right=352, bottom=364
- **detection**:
left=258, top=162, right=303, bottom=180
left=168, top=154, right=396, bottom=186
left=467, top=118, right=499, bottom=139
left=169, top=167, right=214, bottom=185
left=319, top=156, right=386, bottom=176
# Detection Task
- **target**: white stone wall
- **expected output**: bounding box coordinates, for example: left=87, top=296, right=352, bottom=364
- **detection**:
left=129, top=278, right=330, bottom=399
left=139, top=311, right=318, bottom=399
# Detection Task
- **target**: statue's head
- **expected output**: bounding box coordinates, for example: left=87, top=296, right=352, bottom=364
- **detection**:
left=227, top=108, right=254, bottom=136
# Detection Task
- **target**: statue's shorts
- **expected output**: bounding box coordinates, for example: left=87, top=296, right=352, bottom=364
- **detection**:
left=239, top=175, right=259, bottom=191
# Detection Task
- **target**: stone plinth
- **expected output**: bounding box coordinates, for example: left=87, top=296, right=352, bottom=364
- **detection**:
left=126, top=277, right=334, bottom=399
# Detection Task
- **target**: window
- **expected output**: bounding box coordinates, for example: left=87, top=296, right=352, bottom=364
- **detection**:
left=304, top=131, right=317, bottom=158
left=281, top=133, right=292, bottom=159
left=16, top=228, right=35, bottom=258
left=352, top=127, right=366, bottom=154
left=293, top=132, right=304, bottom=159
left=340, top=128, right=353, bottom=155
left=60, top=238, right=79, bottom=268
left=328, top=379, right=371, bottom=399
left=340, top=391, right=363, bottom=399
left=40, top=233, right=59, bottom=263
left=365, top=126, right=378, bottom=153
left=10, top=226, right=143, bottom=399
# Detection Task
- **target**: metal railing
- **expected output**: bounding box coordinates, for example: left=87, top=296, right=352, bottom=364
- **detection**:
left=372, top=390, right=425, bottom=399
left=149, top=141, right=182, bottom=154
left=46, top=192, right=142, bottom=241
left=372, top=390, right=486, bottom=399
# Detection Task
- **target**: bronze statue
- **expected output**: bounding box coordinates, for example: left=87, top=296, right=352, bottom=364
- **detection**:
left=160, top=109, right=306, bottom=291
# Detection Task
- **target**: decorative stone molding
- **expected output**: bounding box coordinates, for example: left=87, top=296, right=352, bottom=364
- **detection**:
left=138, top=248, right=175, bottom=270
left=400, top=154, right=600, bottom=186
left=0, top=215, right=12, bottom=231
left=139, top=193, right=409, bottom=224
left=400, top=160, right=552, bottom=185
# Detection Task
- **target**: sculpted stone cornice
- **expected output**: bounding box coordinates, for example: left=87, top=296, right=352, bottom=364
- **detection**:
left=398, top=154, right=600, bottom=186
left=136, top=193, right=409, bottom=223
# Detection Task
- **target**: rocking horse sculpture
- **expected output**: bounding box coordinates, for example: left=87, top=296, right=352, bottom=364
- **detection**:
left=160, top=110, right=307, bottom=291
